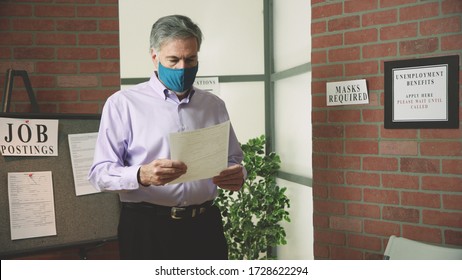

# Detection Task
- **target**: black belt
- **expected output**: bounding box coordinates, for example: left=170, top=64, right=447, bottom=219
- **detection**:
left=122, top=200, right=214, bottom=220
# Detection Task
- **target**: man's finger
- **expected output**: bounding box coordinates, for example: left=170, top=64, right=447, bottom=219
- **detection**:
left=218, top=165, right=242, bottom=176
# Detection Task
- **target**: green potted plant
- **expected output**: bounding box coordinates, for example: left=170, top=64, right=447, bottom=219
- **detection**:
left=215, top=135, right=290, bottom=260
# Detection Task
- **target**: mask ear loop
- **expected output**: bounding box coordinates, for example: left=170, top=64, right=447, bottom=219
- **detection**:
left=150, top=48, right=160, bottom=72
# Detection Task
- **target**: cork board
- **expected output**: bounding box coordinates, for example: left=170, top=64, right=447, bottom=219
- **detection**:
left=0, top=113, right=120, bottom=258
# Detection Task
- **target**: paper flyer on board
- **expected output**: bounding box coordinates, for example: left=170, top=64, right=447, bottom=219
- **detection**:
left=68, top=132, right=100, bottom=196
left=8, top=171, right=57, bottom=240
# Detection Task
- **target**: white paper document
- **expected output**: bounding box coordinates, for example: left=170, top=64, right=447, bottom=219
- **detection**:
left=8, top=171, right=57, bottom=240
left=68, top=132, right=100, bottom=196
left=169, top=121, right=230, bottom=184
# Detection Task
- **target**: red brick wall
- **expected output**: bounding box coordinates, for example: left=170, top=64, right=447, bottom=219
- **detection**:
left=0, top=0, right=120, bottom=114
left=311, top=0, right=462, bottom=259
left=0, top=0, right=120, bottom=259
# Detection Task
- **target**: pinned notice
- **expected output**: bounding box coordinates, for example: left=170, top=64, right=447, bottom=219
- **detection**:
left=8, top=171, right=57, bottom=240
left=326, top=79, right=369, bottom=106
left=68, top=132, right=100, bottom=196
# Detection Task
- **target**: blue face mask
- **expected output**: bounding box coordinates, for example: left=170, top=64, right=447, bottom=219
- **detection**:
left=158, top=62, right=198, bottom=92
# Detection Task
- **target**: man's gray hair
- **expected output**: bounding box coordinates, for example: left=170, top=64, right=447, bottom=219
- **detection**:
left=150, top=15, right=203, bottom=52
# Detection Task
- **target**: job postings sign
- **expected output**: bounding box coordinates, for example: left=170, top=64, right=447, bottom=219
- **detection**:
left=326, top=79, right=369, bottom=106
left=0, top=118, right=59, bottom=156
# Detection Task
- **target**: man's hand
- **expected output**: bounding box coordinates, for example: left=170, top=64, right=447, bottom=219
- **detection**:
left=213, top=164, right=244, bottom=191
left=139, top=159, right=187, bottom=186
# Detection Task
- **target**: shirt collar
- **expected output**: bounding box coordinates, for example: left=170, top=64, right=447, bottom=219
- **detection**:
left=149, top=72, right=195, bottom=103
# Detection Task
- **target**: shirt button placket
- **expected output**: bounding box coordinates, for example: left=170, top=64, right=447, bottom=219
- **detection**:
left=178, top=104, right=186, bottom=132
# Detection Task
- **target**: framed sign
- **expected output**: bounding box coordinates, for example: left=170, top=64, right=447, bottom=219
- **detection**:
left=384, top=55, right=459, bottom=129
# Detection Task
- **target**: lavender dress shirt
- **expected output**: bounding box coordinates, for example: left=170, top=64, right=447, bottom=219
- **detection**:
left=88, top=73, right=244, bottom=207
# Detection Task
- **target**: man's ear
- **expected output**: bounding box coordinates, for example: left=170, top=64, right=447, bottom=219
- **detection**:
left=150, top=48, right=158, bottom=70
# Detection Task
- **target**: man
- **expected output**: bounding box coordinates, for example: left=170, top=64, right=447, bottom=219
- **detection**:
left=88, top=15, right=245, bottom=260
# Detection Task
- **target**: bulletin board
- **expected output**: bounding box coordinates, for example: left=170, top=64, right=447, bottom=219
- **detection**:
left=0, top=113, right=120, bottom=258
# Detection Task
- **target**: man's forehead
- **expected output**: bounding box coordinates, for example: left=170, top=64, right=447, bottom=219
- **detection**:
left=158, top=37, right=198, bottom=52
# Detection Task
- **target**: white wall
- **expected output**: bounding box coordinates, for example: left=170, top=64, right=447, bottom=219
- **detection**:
left=277, top=179, right=314, bottom=260
left=274, top=74, right=312, bottom=177
left=119, top=0, right=264, bottom=78
left=217, top=82, right=265, bottom=144
left=273, top=0, right=313, bottom=259
left=273, top=0, right=311, bottom=71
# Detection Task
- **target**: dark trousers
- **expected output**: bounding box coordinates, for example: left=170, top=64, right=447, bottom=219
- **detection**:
left=118, top=203, right=228, bottom=260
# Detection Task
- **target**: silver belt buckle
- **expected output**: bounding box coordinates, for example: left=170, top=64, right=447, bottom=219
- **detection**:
left=171, top=207, right=186, bottom=219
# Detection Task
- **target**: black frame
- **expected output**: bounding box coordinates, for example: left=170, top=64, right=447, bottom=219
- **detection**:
left=384, top=55, right=459, bottom=129
left=1, top=69, right=40, bottom=113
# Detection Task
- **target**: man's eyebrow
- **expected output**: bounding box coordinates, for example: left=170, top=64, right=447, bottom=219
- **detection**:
left=165, top=55, right=198, bottom=60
